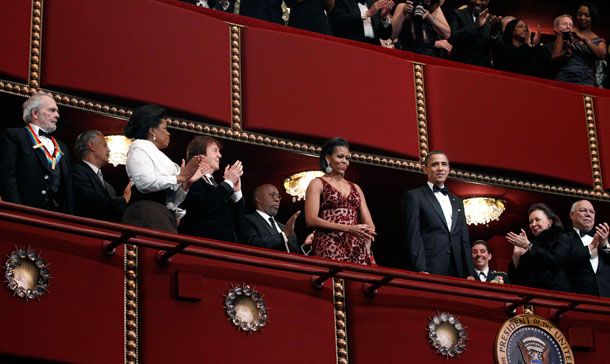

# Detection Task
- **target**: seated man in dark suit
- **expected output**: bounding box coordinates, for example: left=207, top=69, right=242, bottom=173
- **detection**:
left=563, top=200, right=610, bottom=298
left=239, top=184, right=312, bottom=254
left=401, top=151, right=475, bottom=279
left=471, top=240, right=509, bottom=284
left=180, top=136, right=244, bottom=242
left=448, top=0, right=502, bottom=68
left=0, top=92, right=73, bottom=213
left=72, top=130, right=131, bottom=222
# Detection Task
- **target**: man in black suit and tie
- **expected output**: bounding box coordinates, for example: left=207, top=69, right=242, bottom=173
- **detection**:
left=401, top=151, right=475, bottom=279
left=448, top=0, right=502, bottom=68
left=563, top=200, right=610, bottom=298
left=239, top=184, right=313, bottom=254
left=471, top=240, right=509, bottom=284
left=330, top=0, right=393, bottom=45
left=180, top=136, right=244, bottom=242
left=0, top=92, right=73, bottom=214
left=72, top=130, right=131, bottom=222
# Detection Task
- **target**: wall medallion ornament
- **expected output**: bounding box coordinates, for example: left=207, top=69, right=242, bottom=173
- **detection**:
left=224, top=283, right=268, bottom=332
left=3, top=247, right=50, bottom=301
left=495, top=314, right=574, bottom=364
left=427, top=312, right=467, bottom=358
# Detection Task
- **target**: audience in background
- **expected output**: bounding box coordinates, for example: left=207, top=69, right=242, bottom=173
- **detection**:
left=239, top=184, right=313, bottom=254
left=305, top=138, right=377, bottom=265
left=179, top=136, right=245, bottom=242
left=553, top=2, right=606, bottom=87
left=506, top=203, right=570, bottom=292
left=122, top=105, right=206, bottom=233
left=179, top=0, right=235, bottom=14
left=239, top=0, right=284, bottom=24
left=0, top=92, right=74, bottom=214
left=72, top=130, right=131, bottom=222
left=330, top=0, right=394, bottom=45
left=286, top=0, right=334, bottom=35
left=495, top=19, right=549, bottom=78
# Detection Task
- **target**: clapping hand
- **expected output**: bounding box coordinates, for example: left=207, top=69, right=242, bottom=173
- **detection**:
left=223, top=160, right=243, bottom=185
left=591, top=222, right=610, bottom=250
left=506, top=229, right=530, bottom=249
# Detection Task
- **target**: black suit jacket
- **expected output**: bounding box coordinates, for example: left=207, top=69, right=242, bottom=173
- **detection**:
left=330, top=0, right=392, bottom=45
left=179, top=178, right=245, bottom=243
left=448, top=7, right=502, bottom=68
left=72, top=161, right=126, bottom=222
left=563, top=230, right=610, bottom=298
left=401, top=185, right=474, bottom=278
left=0, top=127, right=73, bottom=214
left=476, top=270, right=509, bottom=284
left=239, top=212, right=306, bottom=254
left=239, top=0, right=283, bottom=24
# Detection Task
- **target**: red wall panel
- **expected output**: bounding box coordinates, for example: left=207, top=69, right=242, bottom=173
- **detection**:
left=425, top=65, right=592, bottom=186
left=0, top=220, right=124, bottom=363
left=0, top=1, right=31, bottom=82
left=41, top=0, right=231, bottom=124
left=242, top=27, right=420, bottom=158
left=138, top=248, right=337, bottom=363
left=594, top=95, right=610, bottom=191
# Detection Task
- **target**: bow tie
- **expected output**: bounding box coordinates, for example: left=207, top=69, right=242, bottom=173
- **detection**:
left=580, top=229, right=595, bottom=238
left=433, top=185, right=449, bottom=195
left=38, top=129, right=52, bottom=138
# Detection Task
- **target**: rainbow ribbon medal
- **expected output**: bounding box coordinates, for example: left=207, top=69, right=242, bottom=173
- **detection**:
left=25, top=125, right=63, bottom=170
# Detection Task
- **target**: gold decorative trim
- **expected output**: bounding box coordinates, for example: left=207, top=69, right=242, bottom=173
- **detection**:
left=124, top=244, right=138, bottom=364
left=28, top=0, right=43, bottom=89
left=0, top=83, right=608, bottom=202
left=333, top=278, right=348, bottom=364
left=584, top=95, right=604, bottom=197
left=229, top=24, right=243, bottom=131
left=413, top=63, right=429, bottom=164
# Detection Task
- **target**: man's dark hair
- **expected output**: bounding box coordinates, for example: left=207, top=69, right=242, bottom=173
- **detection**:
left=576, top=2, right=599, bottom=23
left=186, top=136, right=222, bottom=161
left=423, top=150, right=447, bottom=167
left=471, top=239, right=490, bottom=252
left=319, top=137, right=349, bottom=171
left=74, top=130, right=102, bottom=160
left=124, top=104, right=166, bottom=140
left=528, top=203, right=563, bottom=228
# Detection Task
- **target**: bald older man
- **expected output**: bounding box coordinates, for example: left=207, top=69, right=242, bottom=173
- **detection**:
left=239, top=184, right=312, bottom=254
left=563, top=200, right=610, bottom=297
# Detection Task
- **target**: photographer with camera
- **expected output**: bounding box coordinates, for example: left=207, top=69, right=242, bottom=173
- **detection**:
left=552, top=2, right=606, bottom=87
left=390, top=0, right=451, bottom=57
left=447, top=0, right=502, bottom=68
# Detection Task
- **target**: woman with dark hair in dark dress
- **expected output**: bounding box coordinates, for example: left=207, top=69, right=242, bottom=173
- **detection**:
left=286, top=0, right=334, bottom=35
left=495, top=19, right=550, bottom=78
left=553, top=2, right=606, bottom=86
left=122, top=104, right=207, bottom=233
left=304, top=137, right=376, bottom=264
left=506, top=203, right=571, bottom=292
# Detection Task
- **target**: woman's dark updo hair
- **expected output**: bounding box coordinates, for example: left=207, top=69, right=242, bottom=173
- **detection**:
left=319, top=137, right=349, bottom=171
left=124, top=104, right=166, bottom=140
left=576, top=2, right=599, bottom=24
left=502, top=19, right=521, bottom=45
left=528, top=203, right=563, bottom=228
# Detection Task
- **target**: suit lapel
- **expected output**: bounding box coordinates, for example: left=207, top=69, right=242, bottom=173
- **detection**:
left=450, top=194, right=459, bottom=232
left=421, top=186, right=449, bottom=231
left=81, top=161, right=110, bottom=198
left=24, top=128, right=53, bottom=172
left=255, top=212, right=278, bottom=236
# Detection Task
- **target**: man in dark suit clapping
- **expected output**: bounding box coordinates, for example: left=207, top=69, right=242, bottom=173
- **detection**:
left=239, top=184, right=312, bottom=254
left=563, top=200, right=610, bottom=298
left=72, top=130, right=131, bottom=222
left=0, top=92, right=73, bottom=213
left=401, top=151, right=475, bottom=279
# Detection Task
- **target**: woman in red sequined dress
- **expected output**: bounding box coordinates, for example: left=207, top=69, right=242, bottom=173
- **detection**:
left=304, top=138, right=376, bottom=265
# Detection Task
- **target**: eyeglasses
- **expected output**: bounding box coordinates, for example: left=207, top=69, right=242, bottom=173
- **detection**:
left=269, top=193, right=281, bottom=200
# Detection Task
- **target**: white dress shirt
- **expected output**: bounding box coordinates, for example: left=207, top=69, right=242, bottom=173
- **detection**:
left=427, top=181, right=453, bottom=229
left=256, top=210, right=290, bottom=251
left=29, top=124, right=55, bottom=154
left=574, top=228, right=598, bottom=273
left=125, top=139, right=187, bottom=218
left=474, top=267, right=489, bottom=281
left=204, top=173, right=243, bottom=202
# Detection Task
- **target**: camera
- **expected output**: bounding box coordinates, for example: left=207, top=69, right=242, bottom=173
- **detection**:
left=561, top=31, right=575, bottom=42
left=412, top=0, right=427, bottom=20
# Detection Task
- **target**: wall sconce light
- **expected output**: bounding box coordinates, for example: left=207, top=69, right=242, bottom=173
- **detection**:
left=283, top=171, right=325, bottom=202
left=463, top=197, right=506, bottom=225
left=104, top=135, right=133, bottom=167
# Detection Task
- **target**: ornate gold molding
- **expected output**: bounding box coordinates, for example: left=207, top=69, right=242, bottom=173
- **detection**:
left=124, top=244, right=138, bottom=364
left=584, top=95, right=604, bottom=197
left=333, top=278, right=348, bottom=364
left=229, top=24, right=243, bottom=131
left=0, top=82, right=608, bottom=202
left=413, top=63, right=429, bottom=164
left=28, top=0, right=43, bottom=89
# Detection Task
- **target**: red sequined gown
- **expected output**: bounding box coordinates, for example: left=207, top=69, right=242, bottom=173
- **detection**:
left=312, top=178, right=374, bottom=265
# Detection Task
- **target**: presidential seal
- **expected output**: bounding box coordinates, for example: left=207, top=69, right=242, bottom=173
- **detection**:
left=495, top=314, right=574, bottom=364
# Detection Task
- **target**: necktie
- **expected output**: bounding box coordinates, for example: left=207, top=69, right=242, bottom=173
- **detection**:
left=208, top=175, right=217, bottom=186
left=97, top=170, right=106, bottom=187
left=479, top=272, right=486, bottom=281
left=580, top=229, right=595, bottom=238
left=38, top=129, right=52, bottom=138
left=433, top=185, right=449, bottom=195
left=269, top=217, right=279, bottom=233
